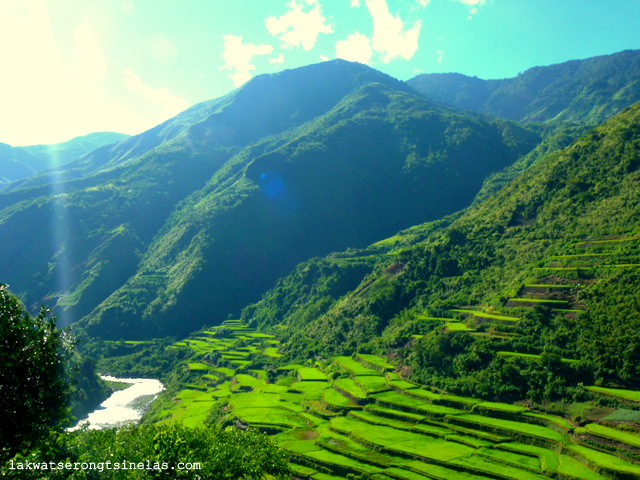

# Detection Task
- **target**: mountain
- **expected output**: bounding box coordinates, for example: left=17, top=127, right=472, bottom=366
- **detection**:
left=0, top=60, right=540, bottom=339
left=407, top=49, right=640, bottom=125
left=0, top=132, right=129, bottom=190
left=241, top=100, right=640, bottom=400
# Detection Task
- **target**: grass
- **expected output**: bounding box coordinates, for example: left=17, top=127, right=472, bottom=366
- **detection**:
left=445, top=322, right=475, bottom=332
left=474, top=401, right=528, bottom=414
left=334, top=378, right=367, bottom=401
left=302, top=448, right=382, bottom=475
left=263, top=347, right=283, bottom=358
left=355, top=375, right=390, bottom=394
left=566, top=445, right=640, bottom=476
left=288, top=381, right=330, bottom=400
left=497, top=443, right=559, bottom=473
left=508, top=298, right=568, bottom=304
left=449, top=455, right=549, bottom=480
left=213, top=366, right=235, bottom=377
left=356, top=353, right=394, bottom=371
left=234, top=373, right=264, bottom=388
left=476, top=447, right=542, bottom=472
left=586, top=386, right=640, bottom=402
left=373, top=391, right=462, bottom=417
left=234, top=407, right=309, bottom=428
left=450, top=309, right=520, bottom=322
left=557, top=455, right=608, bottom=480
left=323, top=387, right=357, bottom=409
left=584, top=423, right=640, bottom=448
left=298, top=367, right=329, bottom=381
left=332, top=356, right=379, bottom=375
left=603, top=408, right=640, bottom=422
left=497, top=351, right=579, bottom=364
left=402, top=460, right=496, bottom=480
left=450, top=414, right=568, bottom=445
left=331, top=416, right=475, bottom=462
left=522, top=412, right=574, bottom=430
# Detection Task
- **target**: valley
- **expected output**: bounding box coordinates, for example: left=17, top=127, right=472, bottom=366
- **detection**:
left=3, top=48, right=640, bottom=480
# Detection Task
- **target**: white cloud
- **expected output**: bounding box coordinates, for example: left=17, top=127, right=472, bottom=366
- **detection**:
left=365, top=0, right=421, bottom=63
left=320, top=54, right=329, bottom=61
left=436, top=49, right=444, bottom=63
left=351, top=0, right=361, bottom=7
left=124, top=70, right=189, bottom=119
left=220, top=34, right=273, bottom=87
left=270, top=53, right=285, bottom=65
left=265, top=0, right=333, bottom=51
left=336, top=32, right=372, bottom=64
left=417, top=0, right=430, bottom=6
left=449, top=0, right=487, bottom=18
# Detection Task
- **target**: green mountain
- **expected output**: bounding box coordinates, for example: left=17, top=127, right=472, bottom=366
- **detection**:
left=0, top=60, right=539, bottom=339
left=0, top=132, right=129, bottom=190
left=80, top=69, right=540, bottom=339
left=241, top=100, right=640, bottom=399
left=408, top=49, right=640, bottom=125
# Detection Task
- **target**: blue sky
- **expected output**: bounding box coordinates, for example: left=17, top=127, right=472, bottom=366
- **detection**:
left=1, top=0, right=639, bottom=146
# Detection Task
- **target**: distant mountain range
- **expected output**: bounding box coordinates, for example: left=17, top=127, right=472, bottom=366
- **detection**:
left=408, top=49, right=640, bottom=125
left=0, top=132, right=129, bottom=190
left=1, top=50, right=640, bottom=343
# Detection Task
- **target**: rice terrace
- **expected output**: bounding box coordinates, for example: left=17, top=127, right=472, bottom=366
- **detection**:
left=3, top=6, right=640, bottom=478
left=140, top=314, right=640, bottom=480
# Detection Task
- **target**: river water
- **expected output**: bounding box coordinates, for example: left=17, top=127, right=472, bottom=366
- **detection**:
left=69, top=375, right=164, bottom=431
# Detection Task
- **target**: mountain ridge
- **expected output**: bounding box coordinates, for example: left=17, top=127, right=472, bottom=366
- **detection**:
left=408, top=49, right=640, bottom=125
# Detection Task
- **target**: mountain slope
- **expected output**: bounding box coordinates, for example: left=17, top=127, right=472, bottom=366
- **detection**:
left=0, top=60, right=538, bottom=336
left=6, top=60, right=408, bottom=194
left=408, top=49, right=640, bottom=125
left=78, top=73, right=539, bottom=339
left=241, top=101, right=640, bottom=399
left=0, top=132, right=129, bottom=189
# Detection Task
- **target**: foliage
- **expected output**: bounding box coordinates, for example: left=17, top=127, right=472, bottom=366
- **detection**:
left=0, top=285, right=73, bottom=461
left=241, top=101, right=640, bottom=403
left=408, top=49, right=640, bottom=125
left=1, top=424, right=291, bottom=480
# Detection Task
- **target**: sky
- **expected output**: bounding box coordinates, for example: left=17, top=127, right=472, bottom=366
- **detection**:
left=1, top=0, right=639, bottom=146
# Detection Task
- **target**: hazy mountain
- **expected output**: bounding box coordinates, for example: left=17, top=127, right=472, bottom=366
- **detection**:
left=0, top=60, right=541, bottom=339
left=0, top=132, right=129, bottom=190
left=408, top=49, right=640, bottom=125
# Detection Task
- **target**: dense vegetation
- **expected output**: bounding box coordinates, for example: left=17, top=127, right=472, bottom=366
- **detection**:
left=0, top=288, right=291, bottom=479
left=2, top=424, right=290, bottom=479
left=5, top=53, right=640, bottom=480
left=408, top=49, right=640, bottom=125
left=141, top=321, right=640, bottom=479
left=240, top=101, right=640, bottom=404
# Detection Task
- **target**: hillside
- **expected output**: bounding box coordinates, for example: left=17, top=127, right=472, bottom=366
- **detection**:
left=240, top=100, right=640, bottom=400
left=408, top=49, right=640, bottom=125
left=0, top=132, right=129, bottom=190
left=0, top=60, right=539, bottom=338
left=80, top=76, right=539, bottom=339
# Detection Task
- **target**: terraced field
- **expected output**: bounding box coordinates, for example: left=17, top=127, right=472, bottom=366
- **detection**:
left=161, top=320, right=640, bottom=480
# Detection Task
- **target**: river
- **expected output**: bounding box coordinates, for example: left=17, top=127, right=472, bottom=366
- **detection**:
left=69, top=375, right=165, bottom=431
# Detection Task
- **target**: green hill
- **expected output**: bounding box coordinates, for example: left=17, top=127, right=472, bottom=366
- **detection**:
left=80, top=73, right=539, bottom=339
left=241, top=100, right=640, bottom=400
left=408, top=49, right=640, bottom=125
left=0, top=60, right=539, bottom=338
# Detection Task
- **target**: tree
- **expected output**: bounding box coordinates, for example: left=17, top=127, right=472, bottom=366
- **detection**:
left=0, top=285, right=72, bottom=460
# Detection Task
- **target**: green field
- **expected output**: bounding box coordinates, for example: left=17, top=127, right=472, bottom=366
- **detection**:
left=586, top=385, right=640, bottom=402
left=160, top=319, right=640, bottom=479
